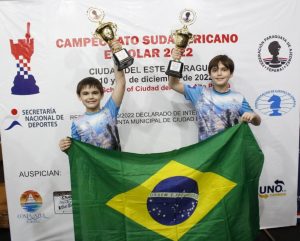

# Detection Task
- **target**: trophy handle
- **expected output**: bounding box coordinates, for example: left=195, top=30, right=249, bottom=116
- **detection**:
left=110, top=22, right=118, bottom=36
left=188, top=34, right=194, bottom=44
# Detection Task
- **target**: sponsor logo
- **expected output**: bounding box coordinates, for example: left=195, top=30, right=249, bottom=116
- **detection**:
left=3, top=107, right=64, bottom=130
left=259, top=179, right=286, bottom=199
left=53, top=191, right=72, bottom=214
left=258, top=35, right=293, bottom=72
left=3, top=108, right=22, bottom=130
left=17, top=190, right=48, bottom=223
left=10, top=22, right=39, bottom=95
left=22, top=108, right=64, bottom=128
left=255, top=90, right=296, bottom=116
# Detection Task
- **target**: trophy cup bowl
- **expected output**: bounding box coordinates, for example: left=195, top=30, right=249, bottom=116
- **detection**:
left=95, top=23, right=115, bottom=42
left=174, top=32, right=192, bottom=48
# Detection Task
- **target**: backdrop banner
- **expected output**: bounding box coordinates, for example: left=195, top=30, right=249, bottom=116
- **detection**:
left=0, top=0, right=299, bottom=240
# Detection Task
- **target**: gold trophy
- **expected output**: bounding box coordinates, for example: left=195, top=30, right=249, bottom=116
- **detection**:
left=87, top=7, right=134, bottom=70
left=166, top=9, right=196, bottom=78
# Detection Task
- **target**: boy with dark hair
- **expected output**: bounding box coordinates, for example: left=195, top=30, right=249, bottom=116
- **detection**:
left=168, top=54, right=261, bottom=141
left=59, top=63, right=126, bottom=151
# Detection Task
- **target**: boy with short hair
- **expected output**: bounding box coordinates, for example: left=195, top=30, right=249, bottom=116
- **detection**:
left=59, top=64, right=126, bottom=151
left=168, top=54, right=261, bottom=141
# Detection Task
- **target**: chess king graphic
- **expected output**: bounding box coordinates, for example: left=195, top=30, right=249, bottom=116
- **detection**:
left=10, top=22, right=39, bottom=95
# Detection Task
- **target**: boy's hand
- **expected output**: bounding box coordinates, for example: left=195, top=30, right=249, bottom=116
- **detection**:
left=59, top=137, right=71, bottom=151
left=171, top=47, right=185, bottom=61
left=241, top=112, right=256, bottom=123
left=109, top=39, right=122, bottom=53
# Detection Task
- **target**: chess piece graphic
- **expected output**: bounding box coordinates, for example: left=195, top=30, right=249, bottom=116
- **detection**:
left=10, top=22, right=39, bottom=95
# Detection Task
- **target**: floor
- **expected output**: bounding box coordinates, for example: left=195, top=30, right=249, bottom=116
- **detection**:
left=1, top=224, right=299, bottom=241
left=256, top=225, right=300, bottom=241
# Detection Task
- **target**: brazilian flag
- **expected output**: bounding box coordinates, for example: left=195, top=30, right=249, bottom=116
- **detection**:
left=68, top=123, right=264, bottom=241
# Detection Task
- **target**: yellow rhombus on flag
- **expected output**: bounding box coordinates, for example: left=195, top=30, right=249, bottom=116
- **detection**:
left=107, top=160, right=237, bottom=241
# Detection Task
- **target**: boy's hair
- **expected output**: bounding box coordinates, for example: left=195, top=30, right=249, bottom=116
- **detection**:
left=208, top=55, right=235, bottom=74
left=76, top=77, right=104, bottom=96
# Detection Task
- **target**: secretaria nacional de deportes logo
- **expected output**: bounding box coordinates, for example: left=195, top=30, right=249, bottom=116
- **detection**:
left=257, top=35, right=293, bottom=72
left=3, top=108, right=22, bottom=130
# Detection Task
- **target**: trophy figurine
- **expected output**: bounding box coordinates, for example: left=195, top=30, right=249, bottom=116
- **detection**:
left=87, top=7, right=134, bottom=70
left=165, top=9, right=196, bottom=78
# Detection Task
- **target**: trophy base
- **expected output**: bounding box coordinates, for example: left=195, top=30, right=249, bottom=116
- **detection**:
left=165, top=60, right=183, bottom=78
left=113, top=49, right=134, bottom=70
